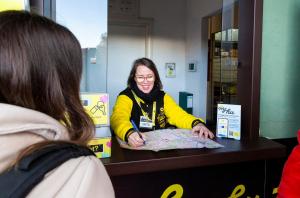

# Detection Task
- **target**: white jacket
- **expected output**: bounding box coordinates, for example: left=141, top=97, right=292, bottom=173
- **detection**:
left=0, top=103, right=115, bottom=198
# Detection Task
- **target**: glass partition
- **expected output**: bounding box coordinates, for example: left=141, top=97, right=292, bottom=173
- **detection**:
left=220, top=0, right=239, bottom=105
left=55, top=0, right=108, bottom=93
left=207, top=0, right=239, bottom=123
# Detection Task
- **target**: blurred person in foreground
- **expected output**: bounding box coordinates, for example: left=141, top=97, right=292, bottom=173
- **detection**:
left=0, top=10, right=114, bottom=197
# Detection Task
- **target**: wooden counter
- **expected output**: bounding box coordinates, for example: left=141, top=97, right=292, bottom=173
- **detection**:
left=102, top=137, right=286, bottom=176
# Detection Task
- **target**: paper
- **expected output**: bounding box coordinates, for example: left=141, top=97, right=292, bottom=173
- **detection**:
left=80, top=93, right=109, bottom=126
left=117, top=129, right=224, bottom=152
left=216, top=104, right=241, bottom=140
left=0, top=0, right=27, bottom=12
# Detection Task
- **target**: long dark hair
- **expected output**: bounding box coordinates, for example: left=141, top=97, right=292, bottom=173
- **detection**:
left=0, top=11, right=94, bottom=150
left=127, top=57, right=163, bottom=89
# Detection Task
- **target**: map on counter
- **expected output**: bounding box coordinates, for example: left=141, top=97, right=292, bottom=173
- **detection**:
left=117, top=129, right=224, bottom=152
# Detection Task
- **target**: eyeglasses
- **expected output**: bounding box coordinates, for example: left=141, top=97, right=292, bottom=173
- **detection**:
left=135, top=75, right=155, bottom=82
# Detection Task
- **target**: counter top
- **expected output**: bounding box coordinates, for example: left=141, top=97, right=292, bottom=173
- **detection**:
left=101, top=137, right=286, bottom=176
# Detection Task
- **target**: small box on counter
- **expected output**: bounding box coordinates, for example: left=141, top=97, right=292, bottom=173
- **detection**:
left=216, top=104, right=241, bottom=140
left=88, top=127, right=111, bottom=158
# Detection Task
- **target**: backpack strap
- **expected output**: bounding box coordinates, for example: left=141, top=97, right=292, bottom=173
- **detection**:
left=0, top=143, right=95, bottom=198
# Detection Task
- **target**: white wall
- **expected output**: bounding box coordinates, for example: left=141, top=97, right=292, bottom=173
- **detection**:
left=107, top=24, right=147, bottom=113
left=140, top=0, right=186, bottom=103
left=185, top=0, right=222, bottom=118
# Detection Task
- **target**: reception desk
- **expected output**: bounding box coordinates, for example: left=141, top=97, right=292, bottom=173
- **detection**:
left=101, top=137, right=286, bottom=197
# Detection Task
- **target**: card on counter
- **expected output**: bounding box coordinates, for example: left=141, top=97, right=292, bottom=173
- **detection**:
left=217, top=104, right=241, bottom=140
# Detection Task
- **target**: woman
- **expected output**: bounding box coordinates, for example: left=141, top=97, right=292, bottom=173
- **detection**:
left=111, top=58, right=214, bottom=147
left=0, top=11, right=114, bottom=197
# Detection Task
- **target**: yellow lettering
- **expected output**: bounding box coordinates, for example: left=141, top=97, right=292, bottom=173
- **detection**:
left=273, top=187, right=278, bottom=194
left=228, top=184, right=245, bottom=198
left=90, top=145, right=99, bottom=152
left=161, top=184, right=183, bottom=198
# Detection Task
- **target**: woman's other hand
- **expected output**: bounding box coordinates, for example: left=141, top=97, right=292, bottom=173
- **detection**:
left=192, top=123, right=214, bottom=139
left=128, top=132, right=146, bottom=147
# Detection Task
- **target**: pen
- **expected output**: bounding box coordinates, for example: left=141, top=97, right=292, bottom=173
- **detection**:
left=130, top=120, right=145, bottom=145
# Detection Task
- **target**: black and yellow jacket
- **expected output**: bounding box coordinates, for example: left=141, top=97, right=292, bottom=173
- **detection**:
left=110, top=87, right=205, bottom=141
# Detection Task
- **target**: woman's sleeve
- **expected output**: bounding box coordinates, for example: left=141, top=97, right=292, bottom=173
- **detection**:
left=163, top=93, right=205, bottom=129
left=110, top=95, right=134, bottom=141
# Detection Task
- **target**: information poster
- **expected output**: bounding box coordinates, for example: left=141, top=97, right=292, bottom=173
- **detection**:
left=216, top=104, right=241, bottom=140
left=0, top=0, right=28, bottom=12
left=80, top=93, right=109, bottom=126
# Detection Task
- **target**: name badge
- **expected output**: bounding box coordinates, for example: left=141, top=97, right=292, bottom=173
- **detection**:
left=139, top=116, right=153, bottom=129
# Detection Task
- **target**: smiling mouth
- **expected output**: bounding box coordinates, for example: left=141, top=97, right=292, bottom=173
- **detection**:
left=142, top=86, right=150, bottom=89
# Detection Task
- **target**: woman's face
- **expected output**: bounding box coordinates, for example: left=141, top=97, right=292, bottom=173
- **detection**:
left=134, top=65, right=155, bottom=94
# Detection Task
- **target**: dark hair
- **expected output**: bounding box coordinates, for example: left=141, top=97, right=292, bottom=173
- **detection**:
left=0, top=11, right=94, bottom=146
left=127, top=57, right=163, bottom=89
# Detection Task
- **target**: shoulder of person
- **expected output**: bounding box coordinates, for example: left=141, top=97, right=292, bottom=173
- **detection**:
left=29, top=155, right=114, bottom=198
left=163, top=92, right=175, bottom=101
left=119, top=87, right=131, bottom=95
left=116, top=90, right=134, bottom=104
left=159, top=90, right=166, bottom=96
left=119, top=87, right=131, bottom=96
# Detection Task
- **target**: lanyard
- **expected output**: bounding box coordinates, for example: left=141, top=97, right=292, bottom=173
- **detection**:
left=131, top=90, right=156, bottom=126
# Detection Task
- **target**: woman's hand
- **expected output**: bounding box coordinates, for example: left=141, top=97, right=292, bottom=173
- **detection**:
left=128, top=132, right=146, bottom=147
left=192, top=123, right=214, bottom=139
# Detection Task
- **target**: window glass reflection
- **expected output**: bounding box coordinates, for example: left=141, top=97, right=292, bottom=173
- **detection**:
left=56, top=0, right=107, bottom=92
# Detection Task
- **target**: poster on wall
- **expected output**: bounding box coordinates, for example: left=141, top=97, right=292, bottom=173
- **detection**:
left=0, top=0, right=29, bottom=11
left=216, top=104, right=241, bottom=140
left=165, top=63, right=176, bottom=78
left=80, top=93, right=109, bottom=126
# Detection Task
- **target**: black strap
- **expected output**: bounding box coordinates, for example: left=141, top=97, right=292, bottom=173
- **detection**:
left=0, top=143, right=95, bottom=198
